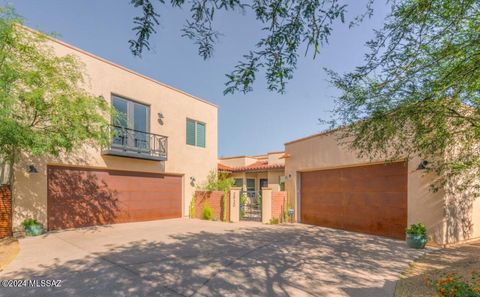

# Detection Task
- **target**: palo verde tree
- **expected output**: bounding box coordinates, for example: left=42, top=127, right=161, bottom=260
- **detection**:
left=128, top=0, right=374, bottom=94
left=327, top=0, right=480, bottom=242
left=0, top=8, right=111, bottom=184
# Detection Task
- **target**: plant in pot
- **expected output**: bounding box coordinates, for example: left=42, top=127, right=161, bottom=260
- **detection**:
left=22, top=219, right=44, bottom=236
left=406, top=223, right=428, bottom=249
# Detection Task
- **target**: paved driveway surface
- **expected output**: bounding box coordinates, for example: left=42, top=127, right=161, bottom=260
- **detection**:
left=0, top=219, right=425, bottom=296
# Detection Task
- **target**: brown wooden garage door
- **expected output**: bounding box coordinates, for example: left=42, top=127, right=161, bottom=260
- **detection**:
left=300, top=162, right=407, bottom=239
left=47, top=166, right=182, bottom=230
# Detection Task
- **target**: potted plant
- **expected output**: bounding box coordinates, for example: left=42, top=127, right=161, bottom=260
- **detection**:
left=406, top=223, right=428, bottom=249
left=22, top=219, right=44, bottom=236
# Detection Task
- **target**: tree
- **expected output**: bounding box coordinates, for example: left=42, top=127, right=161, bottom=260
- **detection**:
left=128, top=0, right=374, bottom=94
left=0, top=8, right=111, bottom=184
left=327, top=0, right=480, bottom=242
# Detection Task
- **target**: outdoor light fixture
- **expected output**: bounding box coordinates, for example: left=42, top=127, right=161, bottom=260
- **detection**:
left=417, top=160, right=429, bottom=170
left=157, top=112, right=164, bottom=125
left=27, top=165, right=38, bottom=173
left=190, top=176, right=196, bottom=187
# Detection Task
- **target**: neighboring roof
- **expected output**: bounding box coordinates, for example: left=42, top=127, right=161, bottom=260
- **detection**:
left=218, top=161, right=284, bottom=173
left=284, top=127, right=342, bottom=145
left=218, top=155, right=249, bottom=160
left=218, top=163, right=233, bottom=172
left=22, top=26, right=217, bottom=109
left=218, top=151, right=284, bottom=160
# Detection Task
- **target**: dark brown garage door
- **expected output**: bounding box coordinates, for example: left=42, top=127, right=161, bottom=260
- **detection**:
left=47, top=166, right=182, bottom=230
left=300, top=162, right=407, bottom=239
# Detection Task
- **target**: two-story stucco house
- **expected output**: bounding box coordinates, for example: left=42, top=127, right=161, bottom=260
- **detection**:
left=8, top=31, right=218, bottom=232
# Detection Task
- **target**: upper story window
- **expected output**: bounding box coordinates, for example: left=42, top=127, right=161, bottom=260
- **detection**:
left=112, top=95, right=150, bottom=148
left=186, top=118, right=206, bottom=148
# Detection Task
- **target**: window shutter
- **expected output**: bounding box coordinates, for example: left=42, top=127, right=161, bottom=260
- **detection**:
left=186, top=119, right=196, bottom=145
left=196, top=122, right=206, bottom=148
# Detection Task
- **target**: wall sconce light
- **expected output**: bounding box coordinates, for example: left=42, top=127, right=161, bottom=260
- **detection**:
left=27, top=165, right=38, bottom=173
left=158, top=112, right=164, bottom=125
left=190, top=176, right=196, bottom=187
left=417, top=160, right=429, bottom=170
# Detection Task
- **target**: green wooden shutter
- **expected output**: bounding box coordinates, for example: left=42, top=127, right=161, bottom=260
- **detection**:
left=196, top=122, right=206, bottom=148
left=186, top=119, right=196, bottom=145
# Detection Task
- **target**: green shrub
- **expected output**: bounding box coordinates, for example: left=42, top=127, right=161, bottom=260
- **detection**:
left=431, top=272, right=480, bottom=297
left=240, top=193, right=248, bottom=218
left=22, top=218, right=41, bottom=228
left=198, top=170, right=234, bottom=222
left=406, top=223, right=427, bottom=236
left=189, top=196, right=196, bottom=218
left=269, top=218, right=279, bottom=224
left=202, top=202, right=213, bottom=220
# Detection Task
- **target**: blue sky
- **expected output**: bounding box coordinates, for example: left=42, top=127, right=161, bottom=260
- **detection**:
left=3, top=1, right=390, bottom=157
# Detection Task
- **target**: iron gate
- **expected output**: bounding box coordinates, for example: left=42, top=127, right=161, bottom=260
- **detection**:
left=240, top=191, right=262, bottom=221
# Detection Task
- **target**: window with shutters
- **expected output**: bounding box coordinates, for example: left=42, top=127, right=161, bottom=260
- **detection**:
left=186, top=118, right=206, bottom=148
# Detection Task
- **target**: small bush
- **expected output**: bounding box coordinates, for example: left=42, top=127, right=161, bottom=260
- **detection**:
left=406, top=223, right=427, bottom=236
left=240, top=193, right=248, bottom=218
left=202, top=203, right=213, bottom=220
left=269, top=218, right=279, bottom=224
left=22, top=219, right=41, bottom=228
left=189, top=196, right=196, bottom=218
left=430, top=272, right=480, bottom=297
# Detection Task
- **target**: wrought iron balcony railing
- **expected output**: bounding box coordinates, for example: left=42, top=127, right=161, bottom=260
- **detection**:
left=102, top=125, right=168, bottom=161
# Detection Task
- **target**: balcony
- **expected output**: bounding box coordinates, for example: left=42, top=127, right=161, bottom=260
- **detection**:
left=102, top=125, right=168, bottom=161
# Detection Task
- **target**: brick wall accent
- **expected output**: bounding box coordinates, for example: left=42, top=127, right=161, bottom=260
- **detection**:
left=194, top=191, right=230, bottom=221
left=271, top=191, right=288, bottom=222
left=0, top=185, right=12, bottom=238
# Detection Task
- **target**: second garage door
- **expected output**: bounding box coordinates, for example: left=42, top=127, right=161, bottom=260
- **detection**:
left=300, top=162, right=407, bottom=239
left=47, top=166, right=182, bottom=230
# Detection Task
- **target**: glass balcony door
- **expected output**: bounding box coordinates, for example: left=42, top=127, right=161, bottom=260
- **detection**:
left=112, top=95, right=150, bottom=152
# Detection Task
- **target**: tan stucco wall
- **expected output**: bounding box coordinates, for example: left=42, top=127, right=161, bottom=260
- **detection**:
left=267, top=170, right=284, bottom=192
left=11, top=34, right=218, bottom=230
left=219, top=156, right=260, bottom=168
left=284, top=130, right=459, bottom=244
left=473, top=198, right=480, bottom=239
left=267, top=152, right=285, bottom=166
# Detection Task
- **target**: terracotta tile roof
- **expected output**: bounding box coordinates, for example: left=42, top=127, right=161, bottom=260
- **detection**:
left=218, top=163, right=233, bottom=172
left=218, top=161, right=284, bottom=172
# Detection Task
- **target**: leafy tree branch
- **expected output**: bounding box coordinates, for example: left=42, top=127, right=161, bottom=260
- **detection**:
left=128, top=0, right=374, bottom=93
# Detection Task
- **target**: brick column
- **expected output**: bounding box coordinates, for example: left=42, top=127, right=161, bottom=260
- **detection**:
left=0, top=185, right=12, bottom=238
left=262, top=188, right=272, bottom=224
left=229, top=187, right=240, bottom=223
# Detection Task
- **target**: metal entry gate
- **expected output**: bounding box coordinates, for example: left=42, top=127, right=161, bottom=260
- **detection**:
left=240, top=191, right=262, bottom=221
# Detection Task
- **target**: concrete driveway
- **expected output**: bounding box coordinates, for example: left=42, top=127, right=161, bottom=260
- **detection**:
left=0, top=219, right=425, bottom=297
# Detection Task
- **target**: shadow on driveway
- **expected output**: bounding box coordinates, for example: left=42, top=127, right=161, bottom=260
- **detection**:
left=0, top=221, right=425, bottom=296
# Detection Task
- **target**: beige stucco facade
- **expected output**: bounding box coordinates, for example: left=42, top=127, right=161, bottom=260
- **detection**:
left=284, top=130, right=480, bottom=245
left=10, top=32, right=218, bottom=231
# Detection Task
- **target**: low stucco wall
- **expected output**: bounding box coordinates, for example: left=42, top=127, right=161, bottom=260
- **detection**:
left=284, top=130, right=468, bottom=245
left=0, top=185, right=12, bottom=238
left=271, top=191, right=288, bottom=222
left=194, top=191, right=229, bottom=221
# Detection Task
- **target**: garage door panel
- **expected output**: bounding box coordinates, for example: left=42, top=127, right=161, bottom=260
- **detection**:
left=302, top=174, right=341, bottom=192
left=301, top=162, right=407, bottom=239
left=302, top=213, right=346, bottom=229
left=301, top=192, right=345, bottom=207
left=47, top=166, right=182, bottom=230
left=343, top=174, right=405, bottom=192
